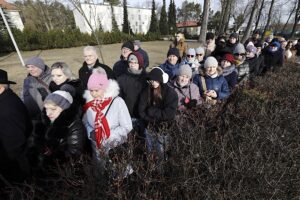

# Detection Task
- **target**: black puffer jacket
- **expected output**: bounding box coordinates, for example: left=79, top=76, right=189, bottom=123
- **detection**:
left=79, top=59, right=115, bottom=89
left=113, top=59, right=129, bottom=78
left=30, top=106, right=86, bottom=164
left=139, top=84, right=178, bottom=124
left=117, top=70, right=147, bottom=118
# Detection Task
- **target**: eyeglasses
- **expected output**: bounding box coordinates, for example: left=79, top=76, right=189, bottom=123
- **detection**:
left=234, top=53, right=245, bottom=56
left=187, top=55, right=195, bottom=58
left=196, top=54, right=203, bottom=56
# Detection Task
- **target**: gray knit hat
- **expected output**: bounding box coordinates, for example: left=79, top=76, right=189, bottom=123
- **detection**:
left=233, top=43, right=246, bottom=54
left=25, top=57, right=45, bottom=70
left=178, top=64, right=192, bottom=78
left=44, top=90, right=73, bottom=110
left=195, top=47, right=205, bottom=55
left=133, top=40, right=141, bottom=47
left=186, top=48, right=196, bottom=56
left=204, top=56, right=218, bottom=68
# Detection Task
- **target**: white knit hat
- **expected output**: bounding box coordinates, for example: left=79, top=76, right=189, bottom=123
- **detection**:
left=195, top=47, right=205, bottom=55
left=204, top=56, right=218, bottom=68
left=178, top=64, right=192, bottom=78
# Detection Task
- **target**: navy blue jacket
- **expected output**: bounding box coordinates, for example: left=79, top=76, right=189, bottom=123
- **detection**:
left=159, top=61, right=180, bottom=81
left=193, top=74, right=230, bottom=100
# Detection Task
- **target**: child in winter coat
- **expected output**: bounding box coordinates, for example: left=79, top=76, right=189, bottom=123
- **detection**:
left=82, top=72, right=132, bottom=162
left=170, top=64, right=202, bottom=110
left=193, top=57, right=230, bottom=103
left=181, top=48, right=201, bottom=77
left=220, top=53, right=238, bottom=89
left=139, top=67, right=178, bottom=161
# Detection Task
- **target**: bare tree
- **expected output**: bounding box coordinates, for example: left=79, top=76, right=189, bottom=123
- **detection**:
left=198, top=0, right=210, bottom=45
left=241, top=0, right=260, bottom=44
left=254, top=0, right=265, bottom=30
left=69, top=0, right=105, bottom=63
left=282, top=2, right=296, bottom=32
left=232, top=1, right=251, bottom=32
left=290, top=0, right=300, bottom=39
left=218, top=0, right=232, bottom=34
left=261, top=0, right=275, bottom=42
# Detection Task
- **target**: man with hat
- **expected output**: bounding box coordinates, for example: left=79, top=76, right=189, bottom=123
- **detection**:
left=159, top=48, right=181, bottom=81
left=113, top=41, right=134, bottom=78
left=133, top=40, right=149, bottom=68
left=21, top=56, right=52, bottom=121
left=226, top=32, right=239, bottom=53
left=0, top=69, right=32, bottom=185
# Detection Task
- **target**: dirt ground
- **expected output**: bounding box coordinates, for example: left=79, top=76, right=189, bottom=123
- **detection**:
left=0, top=40, right=199, bottom=94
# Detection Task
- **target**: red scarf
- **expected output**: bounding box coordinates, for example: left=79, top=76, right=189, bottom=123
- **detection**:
left=83, top=98, right=112, bottom=148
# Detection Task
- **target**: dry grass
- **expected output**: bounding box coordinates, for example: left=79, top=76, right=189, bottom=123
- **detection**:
left=0, top=40, right=199, bottom=94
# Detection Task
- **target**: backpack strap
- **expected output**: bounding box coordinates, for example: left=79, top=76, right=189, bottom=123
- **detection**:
left=104, top=97, right=116, bottom=116
left=200, top=76, right=207, bottom=92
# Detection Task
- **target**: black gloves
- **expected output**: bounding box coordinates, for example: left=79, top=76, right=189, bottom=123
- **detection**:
left=184, top=99, right=197, bottom=109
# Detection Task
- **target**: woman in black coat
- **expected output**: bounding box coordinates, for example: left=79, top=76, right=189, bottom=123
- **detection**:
left=138, top=67, right=178, bottom=161
left=30, top=89, right=86, bottom=166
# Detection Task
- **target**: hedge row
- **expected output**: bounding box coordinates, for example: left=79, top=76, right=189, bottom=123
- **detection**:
left=0, top=28, right=161, bottom=52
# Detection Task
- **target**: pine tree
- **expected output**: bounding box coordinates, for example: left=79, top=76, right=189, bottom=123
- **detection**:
left=159, top=0, right=168, bottom=35
left=122, top=0, right=129, bottom=33
left=168, top=0, right=177, bottom=35
left=148, top=0, right=158, bottom=33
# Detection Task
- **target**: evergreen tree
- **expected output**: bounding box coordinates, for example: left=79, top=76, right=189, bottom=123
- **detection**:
left=148, top=0, right=158, bottom=33
left=111, top=7, right=120, bottom=32
left=159, top=0, right=168, bottom=35
left=168, top=0, right=177, bottom=35
left=122, top=0, right=129, bottom=33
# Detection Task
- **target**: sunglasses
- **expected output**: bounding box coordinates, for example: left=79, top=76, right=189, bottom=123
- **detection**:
left=187, top=55, right=195, bottom=58
left=196, top=54, right=203, bottom=56
left=234, top=53, right=245, bottom=56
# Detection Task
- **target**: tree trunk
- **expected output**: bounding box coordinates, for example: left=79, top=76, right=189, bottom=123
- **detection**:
left=261, top=0, right=275, bottom=42
left=241, top=0, right=259, bottom=44
left=219, top=0, right=231, bottom=34
left=254, top=0, right=265, bottom=30
left=282, top=4, right=296, bottom=32
left=290, top=0, right=300, bottom=39
left=198, top=0, right=210, bottom=45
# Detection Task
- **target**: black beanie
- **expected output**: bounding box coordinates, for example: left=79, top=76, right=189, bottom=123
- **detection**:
left=167, top=48, right=180, bottom=58
left=121, top=41, right=134, bottom=51
left=147, top=67, right=164, bottom=83
left=229, top=32, right=239, bottom=39
left=206, top=32, right=215, bottom=40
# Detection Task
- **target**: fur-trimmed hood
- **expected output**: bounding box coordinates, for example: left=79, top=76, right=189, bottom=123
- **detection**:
left=83, top=79, right=120, bottom=102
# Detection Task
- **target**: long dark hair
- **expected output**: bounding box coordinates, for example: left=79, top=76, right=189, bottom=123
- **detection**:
left=148, top=84, right=162, bottom=106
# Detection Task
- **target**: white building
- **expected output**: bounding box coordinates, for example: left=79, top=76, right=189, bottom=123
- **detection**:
left=73, top=3, right=152, bottom=34
left=0, top=0, right=24, bottom=31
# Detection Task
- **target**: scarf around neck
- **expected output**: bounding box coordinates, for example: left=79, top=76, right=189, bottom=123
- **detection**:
left=222, top=65, right=237, bottom=76
left=83, top=98, right=112, bottom=148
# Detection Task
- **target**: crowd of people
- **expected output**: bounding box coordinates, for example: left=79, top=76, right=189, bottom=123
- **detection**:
left=1, top=32, right=299, bottom=186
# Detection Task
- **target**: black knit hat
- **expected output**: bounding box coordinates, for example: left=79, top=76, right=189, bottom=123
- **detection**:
left=167, top=48, right=180, bottom=58
left=121, top=41, right=134, bottom=51
left=229, top=32, right=239, bottom=39
left=206, top=32, right=215, bottom=40
left=147, top=67, right=169, bottom=84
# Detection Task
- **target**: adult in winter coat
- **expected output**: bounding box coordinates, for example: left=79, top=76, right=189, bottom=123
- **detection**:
left=82, top=73, right=132, bottom=161
left=193, top=57, right=230, bottom=101
left=21, top=57, right=52, bottom=121
left=170, top=64, right=202, bottom=110
left=139, top=67, right=178, bottom=160
left=0, top=69, right=32, bottom=185
left=113, top=41, right=134, bottom=78
left=50, top=62, right=85, bottom=115
left=211, top=35, right=232, bottom=62
left=30, top=89, right=86, bottom=166
left=220, top=53, right=238, bottom=89
left=79, top=46, right=115, bottom=89
left=181, top=48, right=201, bottom=77
left=226, top=32, right=239, bottom=54
left=205, top=32, right=216, bottom=57
left=133, top=40, right=149, bottom=68
left=159, top=48, right=181, bottom=81
left=233, top=43, right=250, bottom=84
left=246, top=45, right=260, bottom=76
left=195, top=46, right=206, bottom=68
left=170, top=31, right=188, bottom=58
left=117, top=52, right=147, bottom=118
left=262, top=41, right=284, bottom=72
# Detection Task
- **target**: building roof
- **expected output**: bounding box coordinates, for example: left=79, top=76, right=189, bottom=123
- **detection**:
left=176, top=21, right=200, bottom=28
left=0, top=0, right=18, bottom=10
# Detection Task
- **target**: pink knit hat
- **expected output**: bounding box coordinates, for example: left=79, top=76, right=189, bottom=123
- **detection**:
left=87, top=73, right=109, bottom=90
